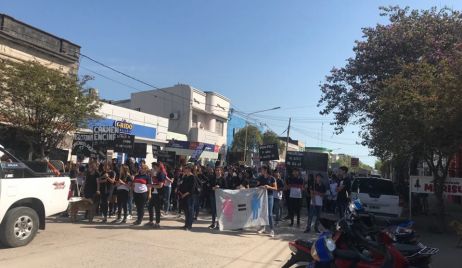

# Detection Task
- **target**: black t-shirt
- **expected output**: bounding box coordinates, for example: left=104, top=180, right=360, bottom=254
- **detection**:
left=84, top=171, right=99, bottom=197
left=208, top=175, right=226, bottom=193
left=276, top=177, right=285, bottom=191
left=337, top=176, right=352, bottom=202
left=257, top=175, right=276, bottom=196
left=179, top=175, right=195, bottom=196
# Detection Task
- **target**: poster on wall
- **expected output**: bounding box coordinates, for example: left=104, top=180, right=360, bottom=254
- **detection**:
left=215, top=188, right=268, bottom=231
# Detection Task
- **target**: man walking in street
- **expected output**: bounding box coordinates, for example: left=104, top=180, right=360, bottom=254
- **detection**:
left=336, top=166, right=351, bottom=218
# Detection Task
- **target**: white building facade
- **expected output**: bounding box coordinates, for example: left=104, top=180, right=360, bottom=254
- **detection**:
left=115, top=84, right=230, bottom=163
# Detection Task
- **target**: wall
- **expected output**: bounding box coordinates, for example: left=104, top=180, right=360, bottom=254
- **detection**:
left=129, top=85, right=192, bottom=135
left=0, top=14, right=80, bottom=74
left=128, top=84, right=230, bottom=148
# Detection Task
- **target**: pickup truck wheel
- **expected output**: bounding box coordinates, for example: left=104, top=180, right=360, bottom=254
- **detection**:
left=0, top=207, right=39, bottom=248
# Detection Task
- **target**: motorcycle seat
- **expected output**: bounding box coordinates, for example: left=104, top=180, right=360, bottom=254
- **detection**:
left=334, top=249, right=373, bottom=262
left=295, top=239, right=313, bottom=249
left=394, top=243, right=422, bottom=256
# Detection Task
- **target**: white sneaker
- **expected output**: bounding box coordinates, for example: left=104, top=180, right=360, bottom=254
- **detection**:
left=270, top=230, right=275, bottom=238
left=257, top=227, right=265, bottom=234
left=127, top=215, right=132, bottom=220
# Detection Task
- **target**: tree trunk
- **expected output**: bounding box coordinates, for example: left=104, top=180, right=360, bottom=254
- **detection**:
left=433, top=173, right=446, bottom=232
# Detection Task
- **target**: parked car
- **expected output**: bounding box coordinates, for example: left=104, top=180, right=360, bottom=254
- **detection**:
left=350, top=177, right=402, bottom=218
left=0, top=144, right=70, bottom=247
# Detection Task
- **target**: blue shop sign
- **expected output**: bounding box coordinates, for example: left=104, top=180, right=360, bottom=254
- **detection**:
left=88, top=119, right=157, bottom=140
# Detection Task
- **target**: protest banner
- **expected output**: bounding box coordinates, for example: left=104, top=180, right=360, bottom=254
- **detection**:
left=215, top=188, right=268, bottom=231
left=410, top=176, right=462, bottom=196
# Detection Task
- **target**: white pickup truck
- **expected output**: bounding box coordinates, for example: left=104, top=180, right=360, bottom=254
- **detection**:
left=0, top=144, right=70, bottom=247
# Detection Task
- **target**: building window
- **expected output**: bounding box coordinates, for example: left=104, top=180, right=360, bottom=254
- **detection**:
left=216, top=120, right=224, bottom=136
left=192, top=114, right=198, bottom=128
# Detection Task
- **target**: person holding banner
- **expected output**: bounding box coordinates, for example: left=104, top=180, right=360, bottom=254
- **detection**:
left=208, top=166, right=226, bottom=229
left=257, top=165, right=278, bottom=238
left=273, top=170, right=285, bottom=227
left=287, top=168, right=303, bottom=227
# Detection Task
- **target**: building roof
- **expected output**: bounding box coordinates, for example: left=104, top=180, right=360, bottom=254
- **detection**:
left=0, top=13, right=80, bottom=62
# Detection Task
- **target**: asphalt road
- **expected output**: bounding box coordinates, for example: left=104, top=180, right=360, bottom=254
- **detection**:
left=0, top=213, right=310, bottom=268
left=0, top=212, right=457, bottom=268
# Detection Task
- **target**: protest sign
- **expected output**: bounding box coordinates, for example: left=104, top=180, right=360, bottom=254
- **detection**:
left=215, top=188, right=268, bottom=231
left=259, top=144, right=279, bottom=161
left=157, top=151, right=176, bottom=167
left=286, top=151, right=304, bottom=169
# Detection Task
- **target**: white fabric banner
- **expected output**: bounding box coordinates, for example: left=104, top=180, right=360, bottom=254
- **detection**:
left=215, top=188, right=268, bottom=231
left=410, top=176, right=462, bottom=196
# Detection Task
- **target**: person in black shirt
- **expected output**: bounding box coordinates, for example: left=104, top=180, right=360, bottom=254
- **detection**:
left=287, top=169, right=304, bottom=227
left=179, top=164, right=195, bottom=230
left=336, top=166, right=351, bottom=218
left=97, top=163, right=116, bottom=223
left=83, top=161, right=99, bottom=200
left=147, top=162, right=165, bottom=228
left=208, top=166, right=226, bottom=229
left=305, top=173, right=326, bottom=233
left=257, top=165, right=278, bottom=237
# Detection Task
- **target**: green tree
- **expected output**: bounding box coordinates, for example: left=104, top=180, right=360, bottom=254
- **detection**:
left=318, top=6, right=462, bottom=223
left=231, top=125, right=263, bottom=161
left=0, top=60, right=100, bottom=159
left=374, top=160, right=383, bottom=171
left=262, top=130, right=286, bottom=154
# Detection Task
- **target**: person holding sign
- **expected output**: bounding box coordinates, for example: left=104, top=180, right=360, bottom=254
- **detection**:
left=304, top=173, right=326, bottom=233
left=208, top=167, right=226, bottom=229
left=257, top=165, right=278, bottom=238
left=287, top=168, right=303, bottom=227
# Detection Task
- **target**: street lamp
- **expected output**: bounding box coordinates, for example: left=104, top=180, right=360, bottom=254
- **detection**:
left=243, top=106, right=281, bottom=164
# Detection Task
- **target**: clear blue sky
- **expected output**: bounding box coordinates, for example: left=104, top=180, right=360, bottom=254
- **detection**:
left=3, top=0, right=461, bottom=166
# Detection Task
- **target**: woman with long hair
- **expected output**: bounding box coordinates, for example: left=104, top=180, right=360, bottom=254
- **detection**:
left=115, top=164, right=131, bottom=223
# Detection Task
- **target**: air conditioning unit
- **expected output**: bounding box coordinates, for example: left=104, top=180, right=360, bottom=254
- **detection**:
left=169, top=112, right=179, bottom=120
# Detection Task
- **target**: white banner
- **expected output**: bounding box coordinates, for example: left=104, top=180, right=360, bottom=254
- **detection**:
left=215, top=188, right=268, bottom=231
left=410, top=176, right=462, bottom=196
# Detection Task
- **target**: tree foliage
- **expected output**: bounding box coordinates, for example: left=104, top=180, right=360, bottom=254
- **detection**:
left=0, top=60, right=100, bottom=159
left=231, top=126, right=286, bottom=160
left=318, top=6, right=462, bottom=219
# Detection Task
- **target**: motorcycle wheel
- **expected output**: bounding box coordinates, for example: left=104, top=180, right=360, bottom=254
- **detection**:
left=281, top=255, right=298, bottom=268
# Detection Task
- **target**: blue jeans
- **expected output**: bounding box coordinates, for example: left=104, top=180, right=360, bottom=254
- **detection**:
left=163, top=186, right=172, bottom=212
left=267, top=195, right=274, bottom=230
left=307, top=205, right=322, bottom=230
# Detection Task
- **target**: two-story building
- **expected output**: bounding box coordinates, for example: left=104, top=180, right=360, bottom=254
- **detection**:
left=0, top=14, right=80, bottom=74
left=114, top=84, right=230, bottom=164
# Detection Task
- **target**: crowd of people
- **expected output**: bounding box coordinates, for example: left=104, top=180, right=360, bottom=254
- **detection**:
left=68, top=158, right=352, bottom=236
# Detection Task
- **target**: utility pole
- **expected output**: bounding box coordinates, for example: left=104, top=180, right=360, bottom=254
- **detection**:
left=244, top=121, right=248, bottom=163
left=284, top=117, right=291, bottom=178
